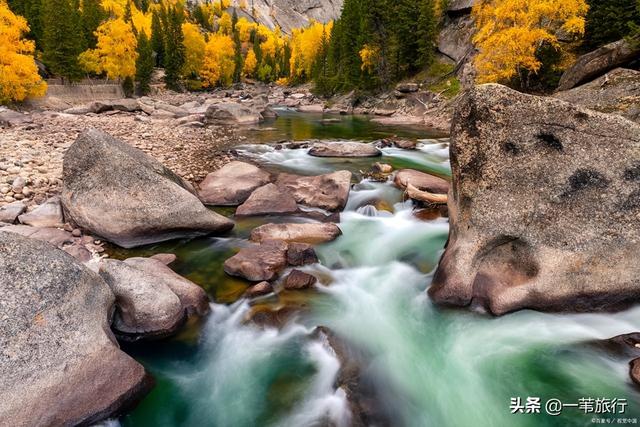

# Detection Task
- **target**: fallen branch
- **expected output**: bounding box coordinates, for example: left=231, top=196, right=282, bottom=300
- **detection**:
left=406, top=183, right=448, bottom=205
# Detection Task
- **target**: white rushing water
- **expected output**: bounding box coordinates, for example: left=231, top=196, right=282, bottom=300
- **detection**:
left=120, top=137, right=640, bottom=427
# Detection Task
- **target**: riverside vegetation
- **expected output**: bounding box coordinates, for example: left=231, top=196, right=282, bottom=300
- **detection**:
left=2, top=0, right=640, bottom=426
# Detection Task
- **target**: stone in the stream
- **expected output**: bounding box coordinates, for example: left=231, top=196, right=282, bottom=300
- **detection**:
left=308, top=141, right=382, bottom=158
left=99, top=259, right=187, bottom=341
left=394, top=169, right=450, bottom=195
left=392, top=139, right=418, bottom=150
left=244, top=281, right=274, bottom=298
left=236, top=183, right=298, bottom=216
left=199, top=161, right=272, bottom=206
left=124, top=257, right=210, bottom=317
left=287, top=242, right=319, bottom=266
left=0, top=232, right=152, bottom=425
left=283, top=269, right=317, bottom=290
left=250, top=222, right=342, bottom=244
left=150, top=253, right=177, bottom=265
left=61, top=129, right=234, bottom=248
left=0, top=201, right=26, bottom=224
left=276, top=171, right=352, bottom=211
left=18, top=196, right=64, bottom=228
left=224, top=240, right=289, bottom=282
left=429, top=84, right=640, bottom=315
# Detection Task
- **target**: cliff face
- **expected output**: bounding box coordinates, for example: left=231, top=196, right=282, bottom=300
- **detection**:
left=231, top=0, right=343, bottom=33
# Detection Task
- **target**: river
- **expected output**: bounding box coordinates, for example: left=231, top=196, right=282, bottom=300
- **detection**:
left=110, top=111, right=640, bottom=426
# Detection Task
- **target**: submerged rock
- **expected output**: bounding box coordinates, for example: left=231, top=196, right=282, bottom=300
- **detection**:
left=236, top=183, right=298, bottom=216
left=308, top=141, right=382, bottom=158
left=0, top=232, right=152, bottom=425
left=61, top=129, right=234, bottom=248
left=276, top=171, right=352, bottom=211
left=394, top=169, right=450, bottom=194
left=429, top=84, right=640, bottom=315
left=250, top=222, right=342, bottom=244
left=199, top=161, right=272, bottom=206
left=244, top=281, right=274, bottom=298
left=224, top=240, right=289, bottom=282
left=283, top=269, right=317, bottom=290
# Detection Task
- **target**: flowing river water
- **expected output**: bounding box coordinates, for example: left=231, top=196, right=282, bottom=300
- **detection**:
left=111, top=111, right=640, bottom=426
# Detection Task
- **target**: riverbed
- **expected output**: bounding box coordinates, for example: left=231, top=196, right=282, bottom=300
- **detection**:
left=112, top=111, right=640, bottom=426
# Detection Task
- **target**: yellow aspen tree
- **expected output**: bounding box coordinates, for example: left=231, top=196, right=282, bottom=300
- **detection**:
left=243, top=49, right=257, bottom=77
left=0, top=0, right=46, bottom=103
left=182, top=22, right=205, bottom=76
left=79, top=18, right=138, bottom=79
left=217, top=11, right=232, bottom=34
left=473, top=0, right=589, bottom=84
left=235, top=17, right=256, bottom=42
left=290, top=21, right=332, bottom=80
left=131, top=6, right=152, bottom=36
left=200, top=33, right=235, bottom=87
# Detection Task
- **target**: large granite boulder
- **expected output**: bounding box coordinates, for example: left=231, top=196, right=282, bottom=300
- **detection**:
left=429, top=84, right=640, bottom=315
left=224, top=240, right=289, bottom=282
left=276, top=171, right=352, bottom=211
left=205, top=102, right=262, bottom=125
left=199, top=161, right=272, bottom=206
left=557, top=39, right=640, bottom=91
left=0, top=232, right=152, bottom=425
left=61, top=129, right=234, bottom=248
left=555, top=68, right=640, bottom=124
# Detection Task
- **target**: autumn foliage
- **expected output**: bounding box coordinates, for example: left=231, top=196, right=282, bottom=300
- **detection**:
left=0, top=0, right=46, bottom=104
left=473, top=0, right=589, bottom=84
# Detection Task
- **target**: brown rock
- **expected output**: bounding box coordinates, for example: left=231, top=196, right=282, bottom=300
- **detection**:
left=284, top=269, right=317, bottom=290
left=150, top=253, right=177, bottom=265
left=199, top=161, right=272, bottom=206
left=223, top=240, right=289, bottom=281
left=18, top=196, right=64, bottom=228
left=236, top=183, right=298, bottom=216
left=287, top=242, right=319, bottom=266
left=394, top=169, right=450, bottom=194
left=250, top=222, right=342, bottom=244
left=276, top=171, right=352, bottom=211
left=0, top=201, right=26, bottom=224
left=244, top=281, right=274, bottom=298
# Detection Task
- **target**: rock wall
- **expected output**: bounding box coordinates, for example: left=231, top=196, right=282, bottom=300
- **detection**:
left=227, top=0, right=343, bottom=33
left=429, top=84, right=640, bottom=315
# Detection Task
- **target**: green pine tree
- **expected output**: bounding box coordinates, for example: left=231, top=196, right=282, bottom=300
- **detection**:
left=151, top=9, right=164, bottom=67
left=162, top=5, right=185, bottom=90
left=42, top=0, right=84, bottom=82
left=416, top=0, right=437, bottom=69
left=81, top=0, right=106, bottom=49
left=583, top=0, right=640, bottom=50
left=135, top=31, right=154, bottom=95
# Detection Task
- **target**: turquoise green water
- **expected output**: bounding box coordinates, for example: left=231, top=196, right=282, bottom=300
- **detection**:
left=116, top=113, right=640, bottom=427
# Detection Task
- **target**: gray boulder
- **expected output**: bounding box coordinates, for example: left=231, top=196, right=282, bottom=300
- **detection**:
left=308, top=141, right=381, bottom=158
left=205, top=102, right=263, bottom=125
left=0, top=201, right=26, bottom=224
left=557, top=39, right=640, bottom=91
left=18, top=196, right=64, bottom=228
left=250, top=222, right=342, bottom=244
left=0, top=231, right=152, bottom=425
left=61, top=129, right=234, bottom=248
left=99, top=259, right=188, bottom=340
left=236, top=183, right=298, bottom=216
left=0, top=108, right=32, bottom=128
left=199, top=161, right=272, bottom=206
left=276, top=171, right=352, bottom=211
left=429, top=84, right=640, bottom=315
left=555, top=68, right=640, bottom=123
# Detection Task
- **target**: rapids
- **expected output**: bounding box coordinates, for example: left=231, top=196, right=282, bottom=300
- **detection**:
left=112, top=112, right=640, bottom=427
